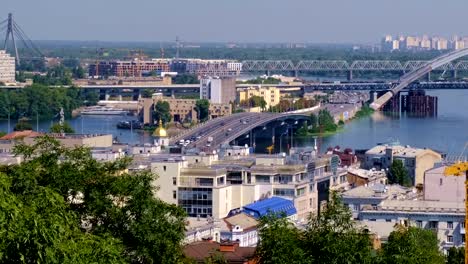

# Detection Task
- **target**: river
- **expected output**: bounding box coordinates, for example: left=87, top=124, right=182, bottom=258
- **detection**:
left=0, top=89, right=466, bottom=155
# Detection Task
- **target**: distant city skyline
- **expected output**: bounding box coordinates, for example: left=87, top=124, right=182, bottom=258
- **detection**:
left=3, top=0, right=468, bottom=43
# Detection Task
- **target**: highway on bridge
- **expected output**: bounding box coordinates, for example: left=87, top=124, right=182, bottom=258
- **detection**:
left=171, top=103, right=351, bottom=152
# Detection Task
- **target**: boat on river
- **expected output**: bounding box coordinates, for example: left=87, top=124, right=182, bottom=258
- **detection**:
left=81, top=106, right=128, bottom=116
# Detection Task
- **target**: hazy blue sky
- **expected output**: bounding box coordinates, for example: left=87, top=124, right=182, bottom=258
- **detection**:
left=3, top=0, right=468, bottom=43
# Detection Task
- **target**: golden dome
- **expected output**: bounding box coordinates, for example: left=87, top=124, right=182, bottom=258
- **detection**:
left=153, top=119, right=167, bottom=137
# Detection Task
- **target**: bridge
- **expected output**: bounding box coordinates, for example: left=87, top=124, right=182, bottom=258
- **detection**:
left=370, top=48, right=468, bottom=110
left=169, top=104, right=355, bottom=152
left=241, top=59, right=468, bottom=72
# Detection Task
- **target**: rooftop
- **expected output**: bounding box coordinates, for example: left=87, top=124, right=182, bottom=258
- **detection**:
left=342, top=184, right=410, bottom=199
left=184, top=241, right=255, bottom=263
left=365, top=144, right=440, bottom=158
left=243, top=196, right=297, bottom=219
left=224, top=213, right=258, bottom=231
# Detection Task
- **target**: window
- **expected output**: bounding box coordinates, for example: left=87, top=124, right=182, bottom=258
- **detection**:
left=461, top=222, right=465, bottom=229
left=463, top=236, right=466, bottom=243
left=429, top=221, right=438, bottom=229
left=353, top=204, right=359, bottom=211
left=172, top=191, right=177, bottom=199
left=163, top=165, right=167, bottom=171
left=371, top=204, right=378, bottom=210
left=447, top=221, right=453, bottom=229
left=386, top=219, right=392, bottom=222
left=296, top=187, right=306, bottom=197
left=273, top=188, right=295, bottom=197
left=416, top=221, right=423, bottom=228
left=172, top=177, right=177, bottom=185
left=447, top=235, right=453, bottom=243
left=440, top=178, right=443, bottom=185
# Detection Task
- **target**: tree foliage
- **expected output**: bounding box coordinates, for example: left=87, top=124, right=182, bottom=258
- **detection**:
left=446, top=246, right=464, bottom=264
left=0, top=84, right=97, bottom=120
left=14, top=118, right=33, bottom=131
left=153, top=101, right=171, bottom=124
left=240, top=95, right=267, bottom=110
left=0, top=136, right=187, bottom=263
left=172, top=74, right=199, bottom=84
left=380, top=225, right=445, bottom=264
left=33, top=65, right=73, bottom=86
left=255, top=192, right=374, bottom=264
left=388, top=160, right=411, bottom=186
left=50, top=122, right=75, bottom=133
left=195, top=99, right=210, bottom=122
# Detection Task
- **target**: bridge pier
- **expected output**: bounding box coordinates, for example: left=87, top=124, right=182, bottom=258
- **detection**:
left=452, top=70, right=457, bottom=79
left=426, top=72, right=431, bottom=82
left=118, top=94, right=123, bottom=101
left=347, top=70, right=353, bottom=81
left=171, top=89, right=175, bottom=98
left=266, top=70, right=271, bottom=76
left=293, top=70, right=298, bottom=78
left=105, top=91, right=110, bottom=101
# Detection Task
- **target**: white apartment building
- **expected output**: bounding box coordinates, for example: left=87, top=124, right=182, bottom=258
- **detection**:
left=360, top=200, right=465, bottom=253
left=150, top=152, right=348, bottom=221
left=364, top=144, right=442, bottom=186
left=0, top=50, right=15, bottom=84
left=200, top=76, right=236, bottom=104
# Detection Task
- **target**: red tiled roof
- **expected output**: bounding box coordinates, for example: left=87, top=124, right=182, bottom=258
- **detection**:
left=0, top=130, right=42, bottom=140
left=184, top=241, right=256, bottom=264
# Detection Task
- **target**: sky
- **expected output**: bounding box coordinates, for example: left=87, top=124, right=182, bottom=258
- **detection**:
left=2, top=0, right=468, bottom=43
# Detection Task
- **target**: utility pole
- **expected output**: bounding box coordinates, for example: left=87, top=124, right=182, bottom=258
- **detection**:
left=3, top=13, right=20, bottom=65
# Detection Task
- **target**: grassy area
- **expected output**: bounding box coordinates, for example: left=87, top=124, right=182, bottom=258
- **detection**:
left=354, top=105, right=375, bottom=119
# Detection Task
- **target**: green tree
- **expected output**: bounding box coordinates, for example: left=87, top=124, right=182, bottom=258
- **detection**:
left=446, top=246, right=464, bottom=264
left=388, top=160, right=411, bottom=186
left=317, top=109, right=337, bottom=132
left=4, top=136, right=187, bottom=263
left=303, top=192, right=375, bottom=264
left=195, top=99, right=210, bottom=122
left=310, top=113, right=318, bottom=127
left=14, top=118, right=33, bottom=131
left=0, top=175, right=125, bottom=264
left=141, top=89, right=154, bottom=98
left=153, top=101, right=171, bottom=124
left=50, top=122, right=75, bottom=133
left=172, top=74, right=199, bottom=84
left=256, top=213, right=306, bottom=264
left=380, top=225, right=445, bottom=264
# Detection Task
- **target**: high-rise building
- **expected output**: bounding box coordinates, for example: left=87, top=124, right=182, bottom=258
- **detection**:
left=0, top=50, right=15, bottom=84
left=200, top=77, right=236, bottom=104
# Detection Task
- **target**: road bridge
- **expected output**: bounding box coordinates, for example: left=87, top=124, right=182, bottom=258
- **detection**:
left=169, top=105, right=336, bottom=152
left=370, top=48, right=468, bottom=110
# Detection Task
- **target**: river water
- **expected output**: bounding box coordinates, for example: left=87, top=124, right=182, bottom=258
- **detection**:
left=0, top=89, right=466, bottom=155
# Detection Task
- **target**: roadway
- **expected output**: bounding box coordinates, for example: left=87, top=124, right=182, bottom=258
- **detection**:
left=174, top=103, right=352, bottom=152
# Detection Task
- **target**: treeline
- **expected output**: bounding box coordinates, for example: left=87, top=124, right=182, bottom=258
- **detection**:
left=255, top=192, right=463, bottom=264
left=297, top=109, right=339, bottom=135
left=0, top=136, right=187, bottom=263
left=0, top=84, right=98, bottom=120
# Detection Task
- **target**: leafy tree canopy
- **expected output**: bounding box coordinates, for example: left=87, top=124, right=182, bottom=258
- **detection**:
left=0, top=136, right=187, bottom=263
left=388, top=159, right=411, bottom=187
left=153, top=100, right=171, bottom=124
left=50, top=122, right=75, bottom=133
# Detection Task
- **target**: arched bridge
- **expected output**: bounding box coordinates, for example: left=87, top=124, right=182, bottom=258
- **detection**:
left=370, top=48, right=468, bottom=110
left=170, top=106, right=322, bottom=151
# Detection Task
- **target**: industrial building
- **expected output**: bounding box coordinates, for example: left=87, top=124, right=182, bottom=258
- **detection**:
left=0, top=50, right=15, bottom=84
left=171, top=59, right=242, bottom=76
left=402, top=89, right=438, bottom=116
left=138, top=94, right=232, bottom=125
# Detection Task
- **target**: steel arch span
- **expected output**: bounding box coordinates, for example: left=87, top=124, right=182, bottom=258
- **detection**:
left=370, top=48, right=468, bottom=110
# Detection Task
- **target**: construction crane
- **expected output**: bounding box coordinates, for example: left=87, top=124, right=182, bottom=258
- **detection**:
left=443, top=143, right=468, bottom=264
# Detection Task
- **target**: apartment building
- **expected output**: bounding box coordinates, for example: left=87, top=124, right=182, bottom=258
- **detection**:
left=424, top=165, right=465, bottom=203
left=363, top=144, right=442, bottom=186
left=89, top=59, right=170, bottom=77
left=148, top=150, right=348, bottom=221
left=359, top=200, right=465, bottom=253
left=238, top=86, right=281, bottom=109
left=172, top=59, right=242, bottom=76
left=0, top=50, right=15, bottom=84
left=200, top=76, right=237, bottom=104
